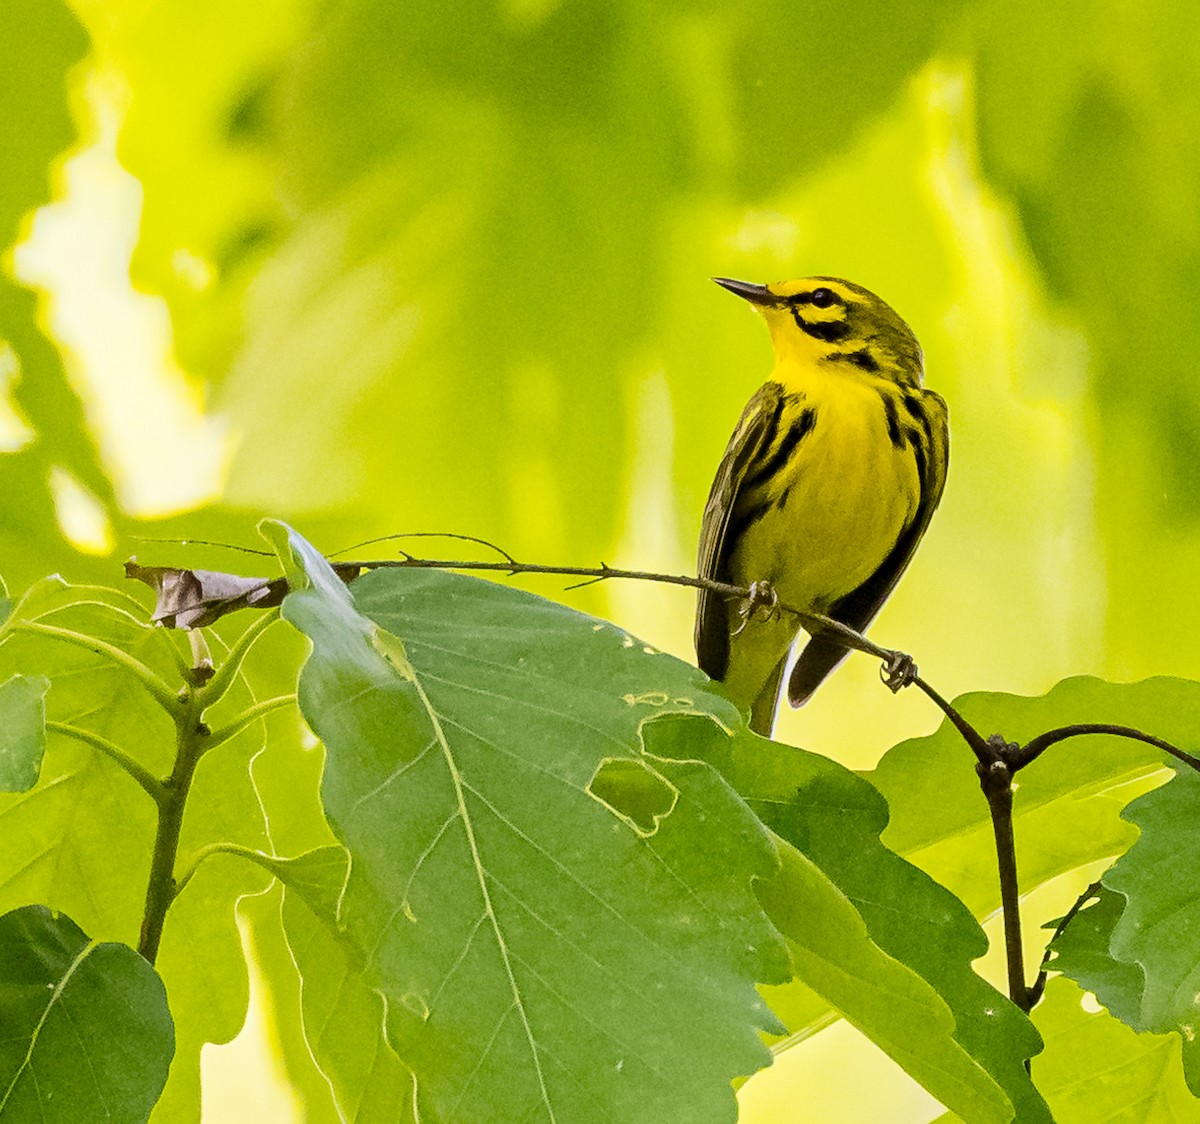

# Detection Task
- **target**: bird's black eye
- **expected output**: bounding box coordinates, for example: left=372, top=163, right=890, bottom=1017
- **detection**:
left=810, top=288, right=836, bottom=308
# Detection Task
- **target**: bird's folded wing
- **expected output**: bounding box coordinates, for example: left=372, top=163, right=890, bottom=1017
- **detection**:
left=695, top=381, right=786, bottom=681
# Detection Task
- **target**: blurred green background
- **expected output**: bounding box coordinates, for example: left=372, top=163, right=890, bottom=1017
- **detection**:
left=2, top=0, right=1198, bottom=1118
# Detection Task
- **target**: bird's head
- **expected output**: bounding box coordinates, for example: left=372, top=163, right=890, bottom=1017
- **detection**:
left=713, top=276, right=924, bottom=386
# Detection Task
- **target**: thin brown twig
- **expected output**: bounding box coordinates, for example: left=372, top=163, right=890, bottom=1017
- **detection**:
left=1014, top=723, right=1200, bottom=773
left=1028, top=880, right=1103, bottom=1007
left=131, top=535, right=276, bottom=558
left=343, top=556, right=894, bottom=661
left=127, top=552, right=900, bottom=669
left=909, top=675, right=992, bottom=763
left=330, top=532, right=519, bottom=566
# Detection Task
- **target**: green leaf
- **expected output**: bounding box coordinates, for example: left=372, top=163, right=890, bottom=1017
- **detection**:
left=0, top=904, right=173, bottom=1122
left=1032, top=978, right=1200, bottom=1123
left=870, top=677, right=1198, bottom=917
left=235, top=653, right=390, bottom=1120
left=675, top=719, right=1048, bottom=1123
left=245, top=845, right=349, bottom=934
left=1045, top=885, right=1143, bottom=1027
left=0, top=587, right=274, bottom=1117
left=270, top=522, right=789, bottom=1124
left=281, top=881, right=418, bottom=1121
left=0, top=674, right=48, bottom=792
left=1105, top=767, right=1200, bottom=1091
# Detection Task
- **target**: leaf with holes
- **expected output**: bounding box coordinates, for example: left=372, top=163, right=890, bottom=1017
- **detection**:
left=1044, top=885, right=1143, bottom=1027
left=267, top=522, right=789, bottom=1124
left=0, top=905, right=174, bottom=1121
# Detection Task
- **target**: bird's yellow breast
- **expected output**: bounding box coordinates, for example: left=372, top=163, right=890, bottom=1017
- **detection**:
left=728, top=370, right=920, bottom=612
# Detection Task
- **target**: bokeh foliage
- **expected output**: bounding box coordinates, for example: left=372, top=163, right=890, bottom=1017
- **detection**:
left=4, top=0, right=1200, bottom=1119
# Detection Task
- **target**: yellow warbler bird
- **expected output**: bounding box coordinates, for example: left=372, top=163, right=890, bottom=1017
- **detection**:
left=695, top=277, right=949, bottom=735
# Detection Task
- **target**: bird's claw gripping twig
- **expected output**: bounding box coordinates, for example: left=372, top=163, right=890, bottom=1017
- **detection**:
left=880, top=649, right=917, bottom=693
left=731, top=580, right=780, bottom=636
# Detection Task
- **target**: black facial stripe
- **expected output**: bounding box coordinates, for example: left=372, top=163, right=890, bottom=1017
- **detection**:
left=790, top=306, right=852, bottom=342
left=743, top=405, right=817, bottom=493
left=827, top=348, right=879, bottom=372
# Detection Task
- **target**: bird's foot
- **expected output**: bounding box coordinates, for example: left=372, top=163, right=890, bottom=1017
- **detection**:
left=732, top=581, right=780, bottom=635
left=880, top=650, right=917, bottom=693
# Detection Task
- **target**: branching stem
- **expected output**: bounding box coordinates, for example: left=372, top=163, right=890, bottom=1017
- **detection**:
left=196, top=609, right=280, bottom=707
left=138, top=686, right=209, bottom=964
left=173, top=841, right=265, bottom=900
left=977, top=752, right=1030, bottom=1011
left=206, top=694, right=296, bottom=750
left=139, top=615, right=280, bottom=963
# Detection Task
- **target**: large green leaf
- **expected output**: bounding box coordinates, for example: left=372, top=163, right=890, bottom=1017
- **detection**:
left=0, top=904, right=173, bottom=1122
left=269, top=522, right=790, bottom=1123
left=672, top=718, right=1047, bottom=1122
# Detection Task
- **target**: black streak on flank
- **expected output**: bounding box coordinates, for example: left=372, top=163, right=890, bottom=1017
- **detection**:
left=908, top=427, right=927, bottom=486
left=743, top=406, right=818, bottom=493
left=902, top=394, right=934, bottom=450
left=790, top=307, right=852, bottom=343
left=882, top=394, right=903, bottom=448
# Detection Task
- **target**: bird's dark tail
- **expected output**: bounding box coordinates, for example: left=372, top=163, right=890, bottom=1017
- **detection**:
left=787, top=635, right=851, bottom=707
left=749, top=655, right=788, bottom=736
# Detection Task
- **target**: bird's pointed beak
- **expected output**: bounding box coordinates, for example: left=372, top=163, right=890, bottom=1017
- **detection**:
left=712, top=277, right=777, bottom=306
